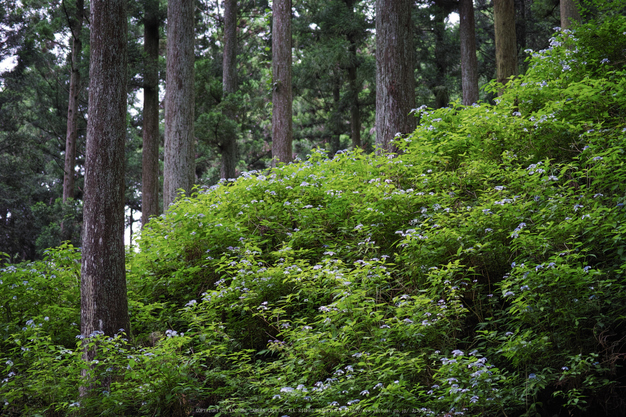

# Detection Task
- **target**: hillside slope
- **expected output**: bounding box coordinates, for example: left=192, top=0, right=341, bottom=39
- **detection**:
left=2, top=16, right=626, bottom=417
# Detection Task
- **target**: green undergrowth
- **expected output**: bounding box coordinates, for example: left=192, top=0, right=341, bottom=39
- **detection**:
left=2, top=16, right=626, bottom=417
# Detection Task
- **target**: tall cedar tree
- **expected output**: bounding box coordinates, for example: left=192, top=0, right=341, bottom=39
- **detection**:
left=141, top=0, right=160, bottom=227
left=80, top=0, right=129, bottom=351
left=164, top=0, right=195, bottom=209
left=272, top=0, right=293, bottom=164
left=221, top=0, right=238, bottom=179
left=494, top=0, right=517, bottom=93
left=62, top=0, right=84, bottom=203
left=375, top=0, right=415, bottom=152
left=459, top=0, right=479, bottom=105
left=561, top=0, right=581, bottom=29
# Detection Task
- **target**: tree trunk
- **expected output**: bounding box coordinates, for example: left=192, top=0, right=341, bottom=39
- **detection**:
left=272, top=0, right=293, bottom=165
left=128, top=208, right=134, bottom=247
left=163, top=0, right=195, bottom=209
left=460, top=0, right=479, bottom=105
left=330, top=80, right=341, bottom=155
left=81, top=0, right=129, bottom=367
left=345, top=0, right=361, bottom=149
left=375, top=0, right=416, bottom=152
left=347, top=39, right=361, bottom=148
left=141, top=0, right=160, bottom=227
left=62, top=0, right=84, bottom=203
left=221, top=0, right=238, bottom=179
left=560, top=0, right=581, bottom=29
left=494, top=0, right=518, bottom=94
left=432, top=0, right=449, bottom=109
left=515, top=0, right=527, bottom=55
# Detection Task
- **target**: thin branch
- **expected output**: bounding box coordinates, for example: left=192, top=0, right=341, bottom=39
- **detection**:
left=62, top=0, right=80, bottom=43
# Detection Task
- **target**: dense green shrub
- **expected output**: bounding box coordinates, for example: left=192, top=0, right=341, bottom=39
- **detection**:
left=2, top=15, right=626, bottom=417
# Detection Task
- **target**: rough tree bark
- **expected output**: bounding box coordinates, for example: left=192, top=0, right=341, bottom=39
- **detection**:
left=62, top=0, right=84, bottom=203
left=163, top=0, right=195, bottom=209
left=221, top=0, right=238, bottom=179
left=459, top=0, right=479, bottom=105
left=81, top=0, right=129, bottom=357
left=141, top=0, right=160, bottom=227
left=375, top=0, right=416, bottom=152
left=272, top=0, right=293, bottom=165
left=494, top=0, right=518, bottom=94
left=560, top=0, right=581, bottom=29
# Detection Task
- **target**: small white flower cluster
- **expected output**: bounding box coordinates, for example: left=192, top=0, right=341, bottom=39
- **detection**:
left=165, top=329, right=183, bottom=338
left=510, top=222, right=527, bottom=239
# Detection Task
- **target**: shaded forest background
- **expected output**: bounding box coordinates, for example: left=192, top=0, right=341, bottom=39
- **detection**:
left=0, top=0, right=581, bottom=260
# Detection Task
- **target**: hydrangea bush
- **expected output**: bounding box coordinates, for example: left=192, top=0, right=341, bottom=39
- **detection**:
left=2, top=15, right=626, bottom=417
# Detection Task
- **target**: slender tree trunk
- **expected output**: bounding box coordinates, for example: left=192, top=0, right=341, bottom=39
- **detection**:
left=221, top=0, right=238, bottom=179
left=272, top=0, right=293, bottom=165
left=163, top=0, right=195, bottom=209
left=375, top=0, right=416, bottom=152
left=330, top=80, right=341, bottom=155
left=222, top=0, right=237, bottom=96
left=515, top=0, right=527, bottom=53
left=345, top=0, right=361, bottom=149
left=432, top=1, right=449, bottom=109
left=494, top=0, right=518, bottom=94
left=141, top=0, right=160, bottom=227
left=81, top=0, right=129, bottom=377
left=459, top=0, right=479, bottom=105
left=128, top=208, right=134, bottom=247
left=62, top=0, right=84, bottom=203
left=560, top=0, right=581, bottom=29
left=514, top=0, right=529, bottom=73
left=347, top=40, right=361, bottom=148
